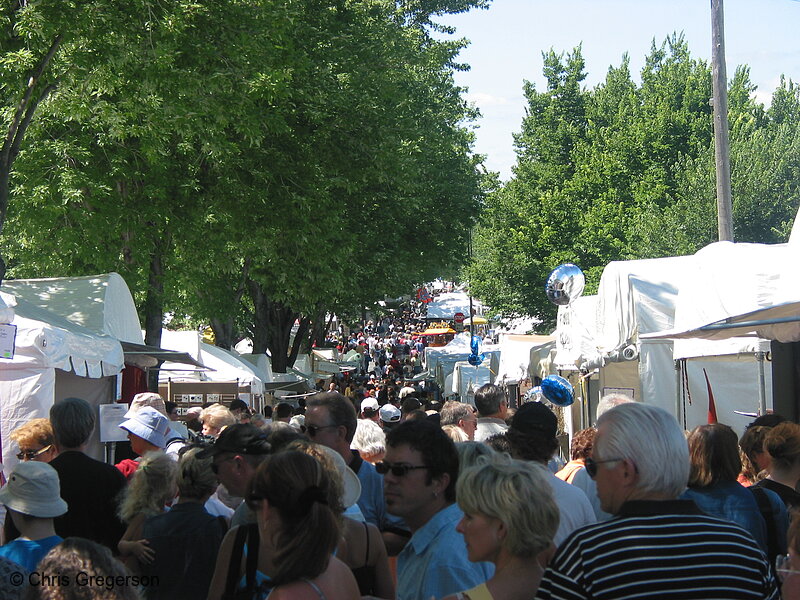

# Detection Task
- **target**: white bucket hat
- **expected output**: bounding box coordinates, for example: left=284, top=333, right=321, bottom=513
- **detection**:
left=119, top=406, right=171, bottom=448
left=127, top=392, right=167, bottom=417
left=0, top=461, right=68, bottom=518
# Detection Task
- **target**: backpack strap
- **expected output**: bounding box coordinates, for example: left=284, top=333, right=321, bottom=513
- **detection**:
left=750, top=486, right=778, bottom=562
left=223, top=525, right=250, bottom=599
left=243, top=524, right=260, bottom=592
left=363, top=521, right=370, bottom=567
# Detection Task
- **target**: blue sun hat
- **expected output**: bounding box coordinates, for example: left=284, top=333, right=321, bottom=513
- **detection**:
left=119, top=406, right=171, bottom=448
left=540, top=375, right=574, bottom=407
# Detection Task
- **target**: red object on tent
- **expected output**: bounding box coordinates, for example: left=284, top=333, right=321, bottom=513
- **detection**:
left=417, top=287, right=432, bottom=303
left=703, top=368, right=718, bottom=424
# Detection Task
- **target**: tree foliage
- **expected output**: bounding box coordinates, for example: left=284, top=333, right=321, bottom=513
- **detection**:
left=1, top=0, right=488, bottom=371
left=467, top=35, right=800, bottom=328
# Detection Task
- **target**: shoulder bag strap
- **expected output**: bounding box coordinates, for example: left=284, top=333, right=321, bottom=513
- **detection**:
left=244, top=523, right=260, bottom=591
left=223, top=525, right=249, bottom=599
left=363, top=521, right=370, bottom=566
left=750, top=487, right=778, bottom=561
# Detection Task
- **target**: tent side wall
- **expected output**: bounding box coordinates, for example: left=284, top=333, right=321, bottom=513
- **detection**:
left=0, top=367, right=55, bottom=468
left=55, top=370, right=117, bottom=461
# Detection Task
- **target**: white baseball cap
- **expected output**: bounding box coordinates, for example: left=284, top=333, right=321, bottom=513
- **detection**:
left=361, top=398, right=379, bottom=413
left=379, top=404, right=401, bottom=423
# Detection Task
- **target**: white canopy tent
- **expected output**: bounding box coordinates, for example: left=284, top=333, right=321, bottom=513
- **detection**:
left=424, top=333, right=500, bottom=390
left=643, top=241, right=800, bottom=346
left=451, top=361, right=493, bottom=405
left=425, top=292, right=483, bottom=320
left=158, top=330, right=265, bottom=396
left=553, top=248, right=776, bottom=432
left=0, top=292, right=124, bottom=469
left=2, top=273, right=144, bottom=344
left=495, top=334, right=555, bottom=385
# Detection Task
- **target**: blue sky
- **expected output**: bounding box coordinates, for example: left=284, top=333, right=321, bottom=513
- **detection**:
left=436, top=0, right=800, bottom=180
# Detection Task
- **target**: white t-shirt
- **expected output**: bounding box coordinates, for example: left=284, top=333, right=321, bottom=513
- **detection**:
left=547, top=473, right=597, bottom=548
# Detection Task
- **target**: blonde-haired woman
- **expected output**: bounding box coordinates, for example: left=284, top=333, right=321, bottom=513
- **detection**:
left=9, top=418, right=57, bottom=463
left=445, top=455, right=559, bottom=600
left=200, top=404, right=237, bottom=438
left=117, top=451, right=177, bottom=571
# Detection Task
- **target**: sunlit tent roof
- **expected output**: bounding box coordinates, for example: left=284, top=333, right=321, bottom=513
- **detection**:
left=426, top=292, right=482, bottom=320
left=0, top=291, right=124, bottom=378
left=640, top=240, right=800, bottom=348
left=2, top=273, right=144, bottom=343
left=158, top=330, right=264, bottom=394
left=495, top=334, right=554, bottom=384
left=420, top=326, right=457, bottom=336
left=642, top=301, right=800, bottom=343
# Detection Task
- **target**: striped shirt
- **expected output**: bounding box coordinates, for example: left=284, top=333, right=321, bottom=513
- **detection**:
left=536, top=499, right=778, bottom=600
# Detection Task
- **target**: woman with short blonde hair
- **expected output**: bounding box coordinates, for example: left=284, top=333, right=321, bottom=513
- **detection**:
left=445, top=454, right=559, bottom=600
left=200, top=404, right=237, bottom=438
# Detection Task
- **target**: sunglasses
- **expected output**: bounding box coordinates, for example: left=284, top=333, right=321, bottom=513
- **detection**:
left=375, top=461, right=429, bottom=477
left=300, top=424, right=339, bottom=437
left=585, top=456, right=624, bottom=478
left=16, top=445, right=52, bottom=461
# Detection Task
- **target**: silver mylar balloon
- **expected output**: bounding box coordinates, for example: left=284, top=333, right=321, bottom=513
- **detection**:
left=545, top=264, right=585, bottom=306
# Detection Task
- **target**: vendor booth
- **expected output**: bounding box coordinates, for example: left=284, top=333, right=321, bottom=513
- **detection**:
left=552, top=242, right=797, bottom=434
left=0, top=292, right=124, bottom=470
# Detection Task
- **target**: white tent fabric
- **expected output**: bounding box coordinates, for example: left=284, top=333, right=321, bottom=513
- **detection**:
left=495, top=335, right=554, bottom=384
left=595, top=256, right=693, bottom=354
left=0, top=292, right=124, bottom=470
left=552, top=245, right=782, bottom=429
left=641, top=242, right=800, bottom=348
left=642, top=301, right=800, bottom=344
left=158, top=331, right=264, bottom=394
left=554, top=296, right=601, bottom=370
left=426, top=293, right=482, bottom=320
left=452, top=361, right=492, bottom=403
left=424, top=333, right=500, bottom=389
left=237, top=353, right=274, bottom=384
left=2, top=273, right=144, bottom=343
left=0, top=292, right=124, bottom=378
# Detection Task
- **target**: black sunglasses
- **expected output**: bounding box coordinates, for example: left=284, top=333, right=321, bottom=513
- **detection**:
left=585, top=456, right=624, bottom=478
left=16, top=445, right=52, bottom=461
left=375, top=461, right=429, bottom=477
left=301, top=424, right=339, bottom=437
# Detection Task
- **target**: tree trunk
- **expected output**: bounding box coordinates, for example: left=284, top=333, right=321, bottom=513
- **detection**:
left=291, top=316, right=311, bottom=366
left=247, top=278, right=270, bottom=354
left=143, top=235, right=169, bottom=391
left=0, top=35, right=63, bottom=285
left=210, top=317, right=235, bottom=350
left=305, top=307, right=328, bottom=352
left=210, top=258, right=251, bottom=350
left=246, top=280, right=310, bottom=373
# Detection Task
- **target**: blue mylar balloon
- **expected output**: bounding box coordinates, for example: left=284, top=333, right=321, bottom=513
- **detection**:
left=540, top=375, right=574, bottom=407
left=468, top=335, right=484, bottom=366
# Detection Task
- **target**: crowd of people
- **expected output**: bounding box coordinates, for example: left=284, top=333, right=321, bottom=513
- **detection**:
left=0, top=380, right=798, bottom=600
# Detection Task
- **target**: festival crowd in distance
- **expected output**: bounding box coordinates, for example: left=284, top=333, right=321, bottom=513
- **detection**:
left=0, top=335, right=798, bottom=599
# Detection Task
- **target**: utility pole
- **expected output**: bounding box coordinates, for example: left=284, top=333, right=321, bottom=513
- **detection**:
left=711, top=0, right=734, bottom=241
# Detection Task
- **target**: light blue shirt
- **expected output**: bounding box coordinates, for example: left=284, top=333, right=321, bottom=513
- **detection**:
left=571, top=466, right=613, bottom=521
left=397, top=503, right=494, bottom=600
